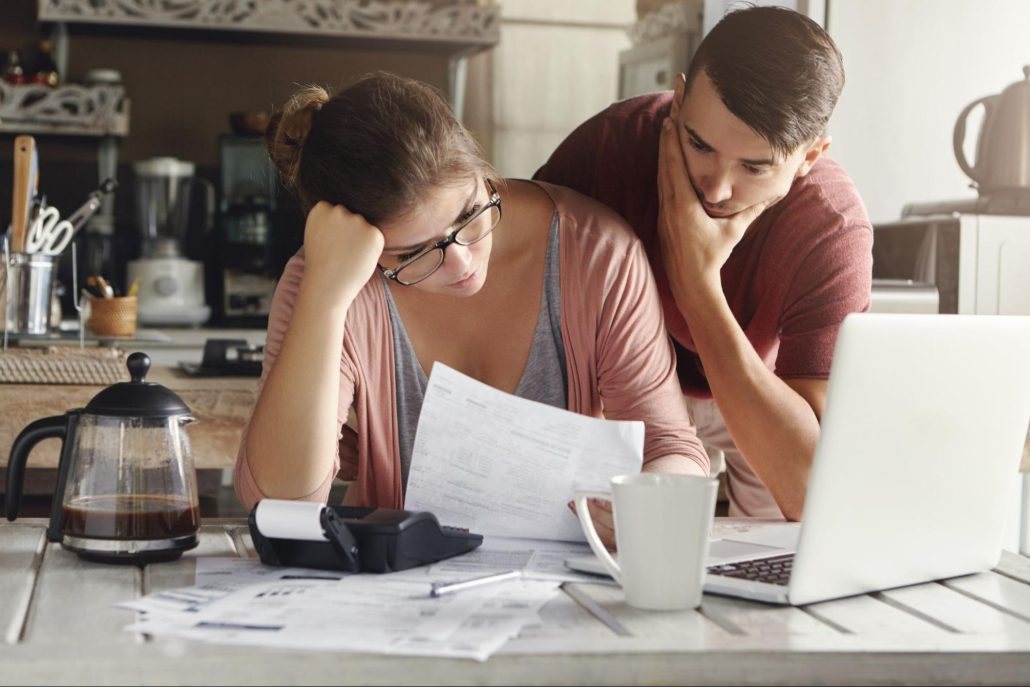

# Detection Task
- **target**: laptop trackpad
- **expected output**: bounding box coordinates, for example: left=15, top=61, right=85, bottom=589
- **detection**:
left=564, top=538, right=790, bottom=577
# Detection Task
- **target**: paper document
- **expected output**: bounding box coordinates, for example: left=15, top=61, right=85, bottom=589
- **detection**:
left=124, top=558, right=560, bottom=661
left=405, top=363, right=644, bottom=542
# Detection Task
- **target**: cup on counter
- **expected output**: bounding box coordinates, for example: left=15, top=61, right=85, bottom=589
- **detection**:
left=575, top=473, right=719, bottom=611
left=86, top=295, right=138, bottom=338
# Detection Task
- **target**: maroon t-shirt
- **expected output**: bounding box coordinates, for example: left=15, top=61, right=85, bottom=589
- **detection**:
left=534, top=92, right=873, bottom=397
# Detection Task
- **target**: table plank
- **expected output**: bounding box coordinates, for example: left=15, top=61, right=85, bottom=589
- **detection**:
left=997, top=550, right=1030, bottom=584
left=573, top=583, right=732, bottom=639
left=698, top=593, right=841, bottom=636
left=0, top=524, right=45, bottom=644
left=21, top=541, right=142, bottom=645
left=802, top=590, right=950, bottom=634
left=943, top=571, right=1030, bottom=621
left=143, top=526, right=239, bottom=596
left=515, top=589, right=615, bottom=641
left=878, top=578, right=1030, bottom=634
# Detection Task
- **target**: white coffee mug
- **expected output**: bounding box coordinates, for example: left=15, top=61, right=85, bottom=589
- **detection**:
left=576, top=473, right=718, bottom=611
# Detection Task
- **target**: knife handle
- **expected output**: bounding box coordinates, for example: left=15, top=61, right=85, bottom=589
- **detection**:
left=10, top=135, right=36, bottom=254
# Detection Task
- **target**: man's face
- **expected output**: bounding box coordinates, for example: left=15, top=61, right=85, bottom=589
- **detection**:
left=675, top=70, right=821, bottom=219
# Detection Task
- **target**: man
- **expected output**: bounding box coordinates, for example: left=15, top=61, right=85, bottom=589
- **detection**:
left=536, top=5, right=873, bottom=523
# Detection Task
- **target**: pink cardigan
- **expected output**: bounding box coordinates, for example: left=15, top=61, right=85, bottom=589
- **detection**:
left=235, top=182, right=708, bottom=510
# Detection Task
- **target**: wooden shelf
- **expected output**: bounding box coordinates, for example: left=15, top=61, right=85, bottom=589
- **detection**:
left=37, top=0, right=500, bottom=56
left=0, top=82, right=129, bottom=137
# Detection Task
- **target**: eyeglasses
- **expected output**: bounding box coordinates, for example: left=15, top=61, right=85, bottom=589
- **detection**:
left=380, top=179, right=502, bottom=286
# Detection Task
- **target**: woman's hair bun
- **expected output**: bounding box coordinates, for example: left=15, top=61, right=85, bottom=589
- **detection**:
left=264, top=85, right=330, bottom=186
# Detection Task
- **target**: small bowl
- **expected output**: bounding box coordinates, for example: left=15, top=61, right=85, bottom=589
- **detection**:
left=229, top=111, right=270, bottom=136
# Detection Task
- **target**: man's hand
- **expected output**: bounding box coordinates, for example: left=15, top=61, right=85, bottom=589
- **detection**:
left=568, top=498, right=615, bottom=550
left=657, top=75, right=770, bottom=293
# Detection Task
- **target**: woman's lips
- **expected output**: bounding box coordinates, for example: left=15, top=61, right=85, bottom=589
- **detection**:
left=450, top=271, right=478, bottom=288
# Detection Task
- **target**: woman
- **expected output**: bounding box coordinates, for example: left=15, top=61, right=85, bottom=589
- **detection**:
left=235, top=72, right=708, bottom=545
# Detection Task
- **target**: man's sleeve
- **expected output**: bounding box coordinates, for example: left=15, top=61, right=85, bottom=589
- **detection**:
left=775, top=221, right=874, bottom=379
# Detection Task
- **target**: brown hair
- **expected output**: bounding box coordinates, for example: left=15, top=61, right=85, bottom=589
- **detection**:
left=265, top=72, right=495, bottom=224
left=685, top=5, right=845, bottom=159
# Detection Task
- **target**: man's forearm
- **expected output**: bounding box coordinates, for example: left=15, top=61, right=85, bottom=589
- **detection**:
left=673, top=278, right=819, bottom=520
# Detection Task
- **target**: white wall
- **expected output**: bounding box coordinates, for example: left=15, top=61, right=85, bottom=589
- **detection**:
left=488, top=0, right=634, bottom=178
left=827, top=0, right=1030, bottom=224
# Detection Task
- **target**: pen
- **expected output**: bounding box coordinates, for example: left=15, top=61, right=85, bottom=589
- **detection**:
left=429, top=570, right=521, bottom=598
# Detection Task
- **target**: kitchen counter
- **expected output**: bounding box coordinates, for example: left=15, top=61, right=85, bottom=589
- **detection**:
left=0, top=365, right=257, bottom=471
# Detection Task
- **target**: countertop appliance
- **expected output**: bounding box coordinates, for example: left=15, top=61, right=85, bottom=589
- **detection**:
left=127, top=157, right=213, bottom=326
left=211, top=135, right=279, bottom=327
left=954, top=65, right=1030, bottom=198
left=873, top=209, right=1030, bottom=317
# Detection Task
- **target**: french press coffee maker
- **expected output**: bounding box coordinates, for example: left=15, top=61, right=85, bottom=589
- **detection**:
left=5, top=352, right=201, bottom=563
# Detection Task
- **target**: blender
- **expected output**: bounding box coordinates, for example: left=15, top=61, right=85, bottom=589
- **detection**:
left=127, top=157, right=213, bottom=325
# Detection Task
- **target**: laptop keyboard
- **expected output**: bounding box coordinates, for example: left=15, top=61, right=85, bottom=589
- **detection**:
left=708, top=553, right=795, bottom=586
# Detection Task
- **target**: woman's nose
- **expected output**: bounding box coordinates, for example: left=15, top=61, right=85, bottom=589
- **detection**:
left=442, top=243, right=473, bottom=274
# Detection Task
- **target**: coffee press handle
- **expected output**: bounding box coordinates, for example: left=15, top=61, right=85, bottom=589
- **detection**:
left=5, top=415, right=67, bottom=521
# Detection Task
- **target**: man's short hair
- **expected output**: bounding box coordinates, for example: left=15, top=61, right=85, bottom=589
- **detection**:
left=685, top=5, right=845, bottom=159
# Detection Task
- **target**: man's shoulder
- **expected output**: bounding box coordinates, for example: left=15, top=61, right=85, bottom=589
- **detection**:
left=774, top=157, right=870, bottom=233
left=607, top=91, right=674, bottom=123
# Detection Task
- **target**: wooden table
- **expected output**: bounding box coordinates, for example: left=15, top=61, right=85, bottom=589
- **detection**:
left=2, top=519, right=1030, bottom=685
left=0, top=368, right=257, bottom=473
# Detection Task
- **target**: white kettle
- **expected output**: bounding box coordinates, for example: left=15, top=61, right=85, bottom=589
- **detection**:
left=953, top=66, right=1030, bottom=194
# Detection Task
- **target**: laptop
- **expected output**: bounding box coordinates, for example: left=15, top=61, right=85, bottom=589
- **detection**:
left=702, top=313, right=1030, bottom=605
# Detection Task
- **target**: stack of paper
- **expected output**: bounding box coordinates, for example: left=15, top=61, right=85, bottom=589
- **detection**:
left=123, top=559, right=561, bottom=661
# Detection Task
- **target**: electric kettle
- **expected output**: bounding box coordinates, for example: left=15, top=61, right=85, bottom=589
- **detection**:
left=954, top=65, right=1030, bottom=194
left=5, top=352, right=201, bottom=563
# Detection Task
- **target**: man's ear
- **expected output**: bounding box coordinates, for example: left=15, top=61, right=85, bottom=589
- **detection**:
left=795, top=135, right=831, bottom=178
left=670, top=72, right=687, bottom=119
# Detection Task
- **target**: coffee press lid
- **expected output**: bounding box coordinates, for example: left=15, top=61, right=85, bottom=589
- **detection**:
left=85, top=352, right=191, bottom=417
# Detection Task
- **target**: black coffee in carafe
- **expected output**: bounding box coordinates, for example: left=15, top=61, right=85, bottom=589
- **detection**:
left=62, top=495, right=200, bottom=540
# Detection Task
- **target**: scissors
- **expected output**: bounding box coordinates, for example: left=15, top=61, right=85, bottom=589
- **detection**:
left=26, top=205, right=75, bottom=256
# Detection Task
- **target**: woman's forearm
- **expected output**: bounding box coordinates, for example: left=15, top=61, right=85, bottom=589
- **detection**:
left=644, top=454, right=709, bottom=477
left=245, top=284, right=352, bottom=499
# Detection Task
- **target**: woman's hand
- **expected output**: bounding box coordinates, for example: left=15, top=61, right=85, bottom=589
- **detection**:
left=568, top=498, right=616, bottom=550
left=301, top=201, right=385, bottom=308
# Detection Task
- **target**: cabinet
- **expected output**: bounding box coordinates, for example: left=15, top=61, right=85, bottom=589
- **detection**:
left=618, top=1, right=700, bottom=100
left=957, top=215, right=1030, bottom=316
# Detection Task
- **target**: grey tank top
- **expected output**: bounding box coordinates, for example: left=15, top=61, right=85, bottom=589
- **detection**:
left=383, top=215, right=567, bottom=491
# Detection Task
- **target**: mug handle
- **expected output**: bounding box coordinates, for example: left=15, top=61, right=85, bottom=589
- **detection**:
left=574, top=490, right=622, bottom=584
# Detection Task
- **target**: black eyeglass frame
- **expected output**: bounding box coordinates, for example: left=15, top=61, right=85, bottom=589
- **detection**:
left=379, top=179, right=502, bottom=286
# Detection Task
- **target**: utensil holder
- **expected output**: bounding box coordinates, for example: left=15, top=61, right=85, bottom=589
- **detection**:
left=87, top=296, right=138, bottom=338
left=1, top=252, right=57, bottom=335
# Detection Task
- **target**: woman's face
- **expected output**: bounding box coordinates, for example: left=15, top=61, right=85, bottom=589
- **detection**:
left=378, top=178, right=495, bottom=297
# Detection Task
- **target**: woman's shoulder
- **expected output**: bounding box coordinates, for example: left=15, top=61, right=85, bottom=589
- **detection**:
left=530, top=180, right=641, bottom=253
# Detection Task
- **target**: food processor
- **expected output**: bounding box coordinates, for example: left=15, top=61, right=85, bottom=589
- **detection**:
left=127, top=157, right=212, bottom=325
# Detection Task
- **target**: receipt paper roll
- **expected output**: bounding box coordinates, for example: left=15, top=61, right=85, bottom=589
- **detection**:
left=254, top=499, right=328, bottom=541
